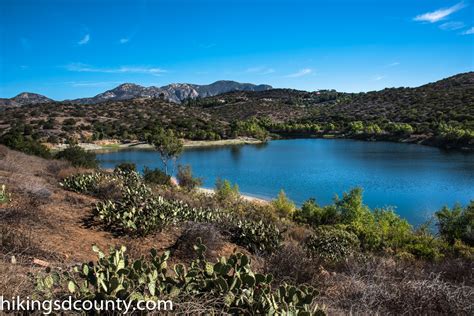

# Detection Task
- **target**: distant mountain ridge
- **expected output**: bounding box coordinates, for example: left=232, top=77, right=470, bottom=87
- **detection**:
left=0, top=80, right=273, bottom=107
left=0, top=92, right=54, bottom=107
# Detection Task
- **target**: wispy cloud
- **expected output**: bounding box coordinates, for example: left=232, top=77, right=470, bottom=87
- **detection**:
left=439, top=21, right=465, bottom=30
left=65, top=63, right=166, bottom=75
left=78, top=34, right=90, bottom=45
left=373, top=75, right=386, bottom=81
left=385, top=62, right=400, bottom=68
left=285, top=68, right=312, bottom=78
left=246, top=66, right=275, bottom=75
left=119, top=38, right=130, bottom=44
left=462, top=26, right=474, bottom=34
left=414, top=2, right=466, bottom=23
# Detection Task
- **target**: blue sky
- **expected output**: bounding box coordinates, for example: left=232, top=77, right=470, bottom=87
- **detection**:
left=0, top=0, right=473, bottom=100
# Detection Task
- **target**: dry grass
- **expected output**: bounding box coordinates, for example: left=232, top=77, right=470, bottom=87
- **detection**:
left=0, top=260, right=36, bottom=298
left=264, top=242, right=320, bottom=285
left=318, top=256, right=474, bottom=314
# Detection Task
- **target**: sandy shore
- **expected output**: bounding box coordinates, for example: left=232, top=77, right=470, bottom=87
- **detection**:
left=50, top=137, right=263, bottom=152
left=197, top=187, right=269, bottom=204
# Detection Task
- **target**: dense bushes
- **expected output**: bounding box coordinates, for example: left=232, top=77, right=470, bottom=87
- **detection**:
left=55, top=145, right=98, bottom=168
left=271, top=190, right=296, bottom=218
left=143, top=166, right=171, bottom=185
left=294, top=188, right=471, bottom=260
left=215, top=178, right=240, bottom=203
left=0, top=131, right=51, bottom=158
left=114, top=162, right=136, bottom=173
left=36, top=241, right=324, bottom=314
left=232, top=119, right=269, bottom=141
left=436, top=202, right=474, bottom=246
left=177, top=164, right=202, bottom=190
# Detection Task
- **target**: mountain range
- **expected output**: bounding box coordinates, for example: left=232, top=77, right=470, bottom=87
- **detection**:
left=0, top=80, right=273, bottom=107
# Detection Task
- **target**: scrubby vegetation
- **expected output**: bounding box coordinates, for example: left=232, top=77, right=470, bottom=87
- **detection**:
left=36, top=240, right=323, bottom=315
left=177, top=164, right=202, bottom=190
left=1, top=72, right=473, bottom=150
left=54, top=145, right=98, bottom=168
left=143, top=166, right=171, bottom=186
left=61, top=170, right=282, bottom=253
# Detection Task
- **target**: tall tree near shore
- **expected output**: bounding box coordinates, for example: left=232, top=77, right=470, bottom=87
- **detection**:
left=148, top=128, right=183, bottom=175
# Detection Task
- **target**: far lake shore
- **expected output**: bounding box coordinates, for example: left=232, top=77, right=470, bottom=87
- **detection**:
left=49, top=137, right=263, bottom=152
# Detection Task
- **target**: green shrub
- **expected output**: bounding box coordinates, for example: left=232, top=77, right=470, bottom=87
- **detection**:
left=403, top=234, right=444, bottom=261
left=435, top=202, right=474, bottom=246
left=114, top=162, right=136, bottom=173
left=215, top=178, right=240, bottom=203
left=294, top=199, right=339, bottom=226
left=271, top=190, right=296, bottom=218
left=36, top=240, right=324, bottom=315
left=55, top=145, right=98, bottom=168
left=305, top=225, right=360, bottom=263
left=0, top=131, right=51, bottom=158
left=143, top=166, right=171, bottom=186
left=177, top=164, right=202, bottom=190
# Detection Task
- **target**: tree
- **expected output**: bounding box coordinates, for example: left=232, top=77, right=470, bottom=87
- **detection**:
left=148, top=128, right=183, bottom=175
left=215, top=178, right=240, bottom=203
left=177, top=164, right=202, bottom=190
left=272, top=190, right=296, bottom=218
left=55, top=145, right=98, bottom=168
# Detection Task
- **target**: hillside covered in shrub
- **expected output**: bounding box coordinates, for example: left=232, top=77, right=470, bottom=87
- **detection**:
left=0, top=72, right=473, bottom=150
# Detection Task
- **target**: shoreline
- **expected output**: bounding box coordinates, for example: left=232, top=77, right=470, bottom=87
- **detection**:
left=49, top=137, right=263, bottom=152
left=197, top=187, right=270, bottom=204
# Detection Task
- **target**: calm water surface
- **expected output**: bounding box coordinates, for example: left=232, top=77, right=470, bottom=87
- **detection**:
left=97, top=139, right=474, bottom=226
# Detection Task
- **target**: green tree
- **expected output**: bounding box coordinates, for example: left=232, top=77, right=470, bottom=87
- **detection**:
left=148, top=128, right=183, bottom=175
left=215, top=178, right=240, bottom=203
left=435, top=202, right=474, bottom=246
left=272, top=190, right=296, bottom=218
left=55, top=145, right=98, bottom=168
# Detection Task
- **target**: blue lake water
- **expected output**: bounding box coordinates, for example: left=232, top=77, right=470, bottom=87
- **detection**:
left=97, top=139, right=474, bottom=226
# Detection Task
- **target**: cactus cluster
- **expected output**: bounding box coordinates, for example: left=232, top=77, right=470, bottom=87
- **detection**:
left=61, top=170, right=282, bottom=253
left=60, top=172, right=106, bottom=193
left=36, top=239, right=324, bottom=315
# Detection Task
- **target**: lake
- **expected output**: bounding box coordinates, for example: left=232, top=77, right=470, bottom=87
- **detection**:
left=97, top=139, right=474, bottom=226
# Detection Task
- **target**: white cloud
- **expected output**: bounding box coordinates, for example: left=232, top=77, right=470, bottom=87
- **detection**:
left=439, top=21, right=465, bottom=30
left=462, top=27, right=474, bottom=34
left=386, top=62, right=400, bottom=67
left=414, top=2, right=466, bottom=23
left=373, top=75, right=386, bottom=81
left=78, top=34, right=90, bottom=45
left=246, top=66, right=275, bottom=75
left=285, top=68, right=312, bottom=78
left=119, top=38, right=130, bottom=44
left=66, top=63, right=166, bottom=75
